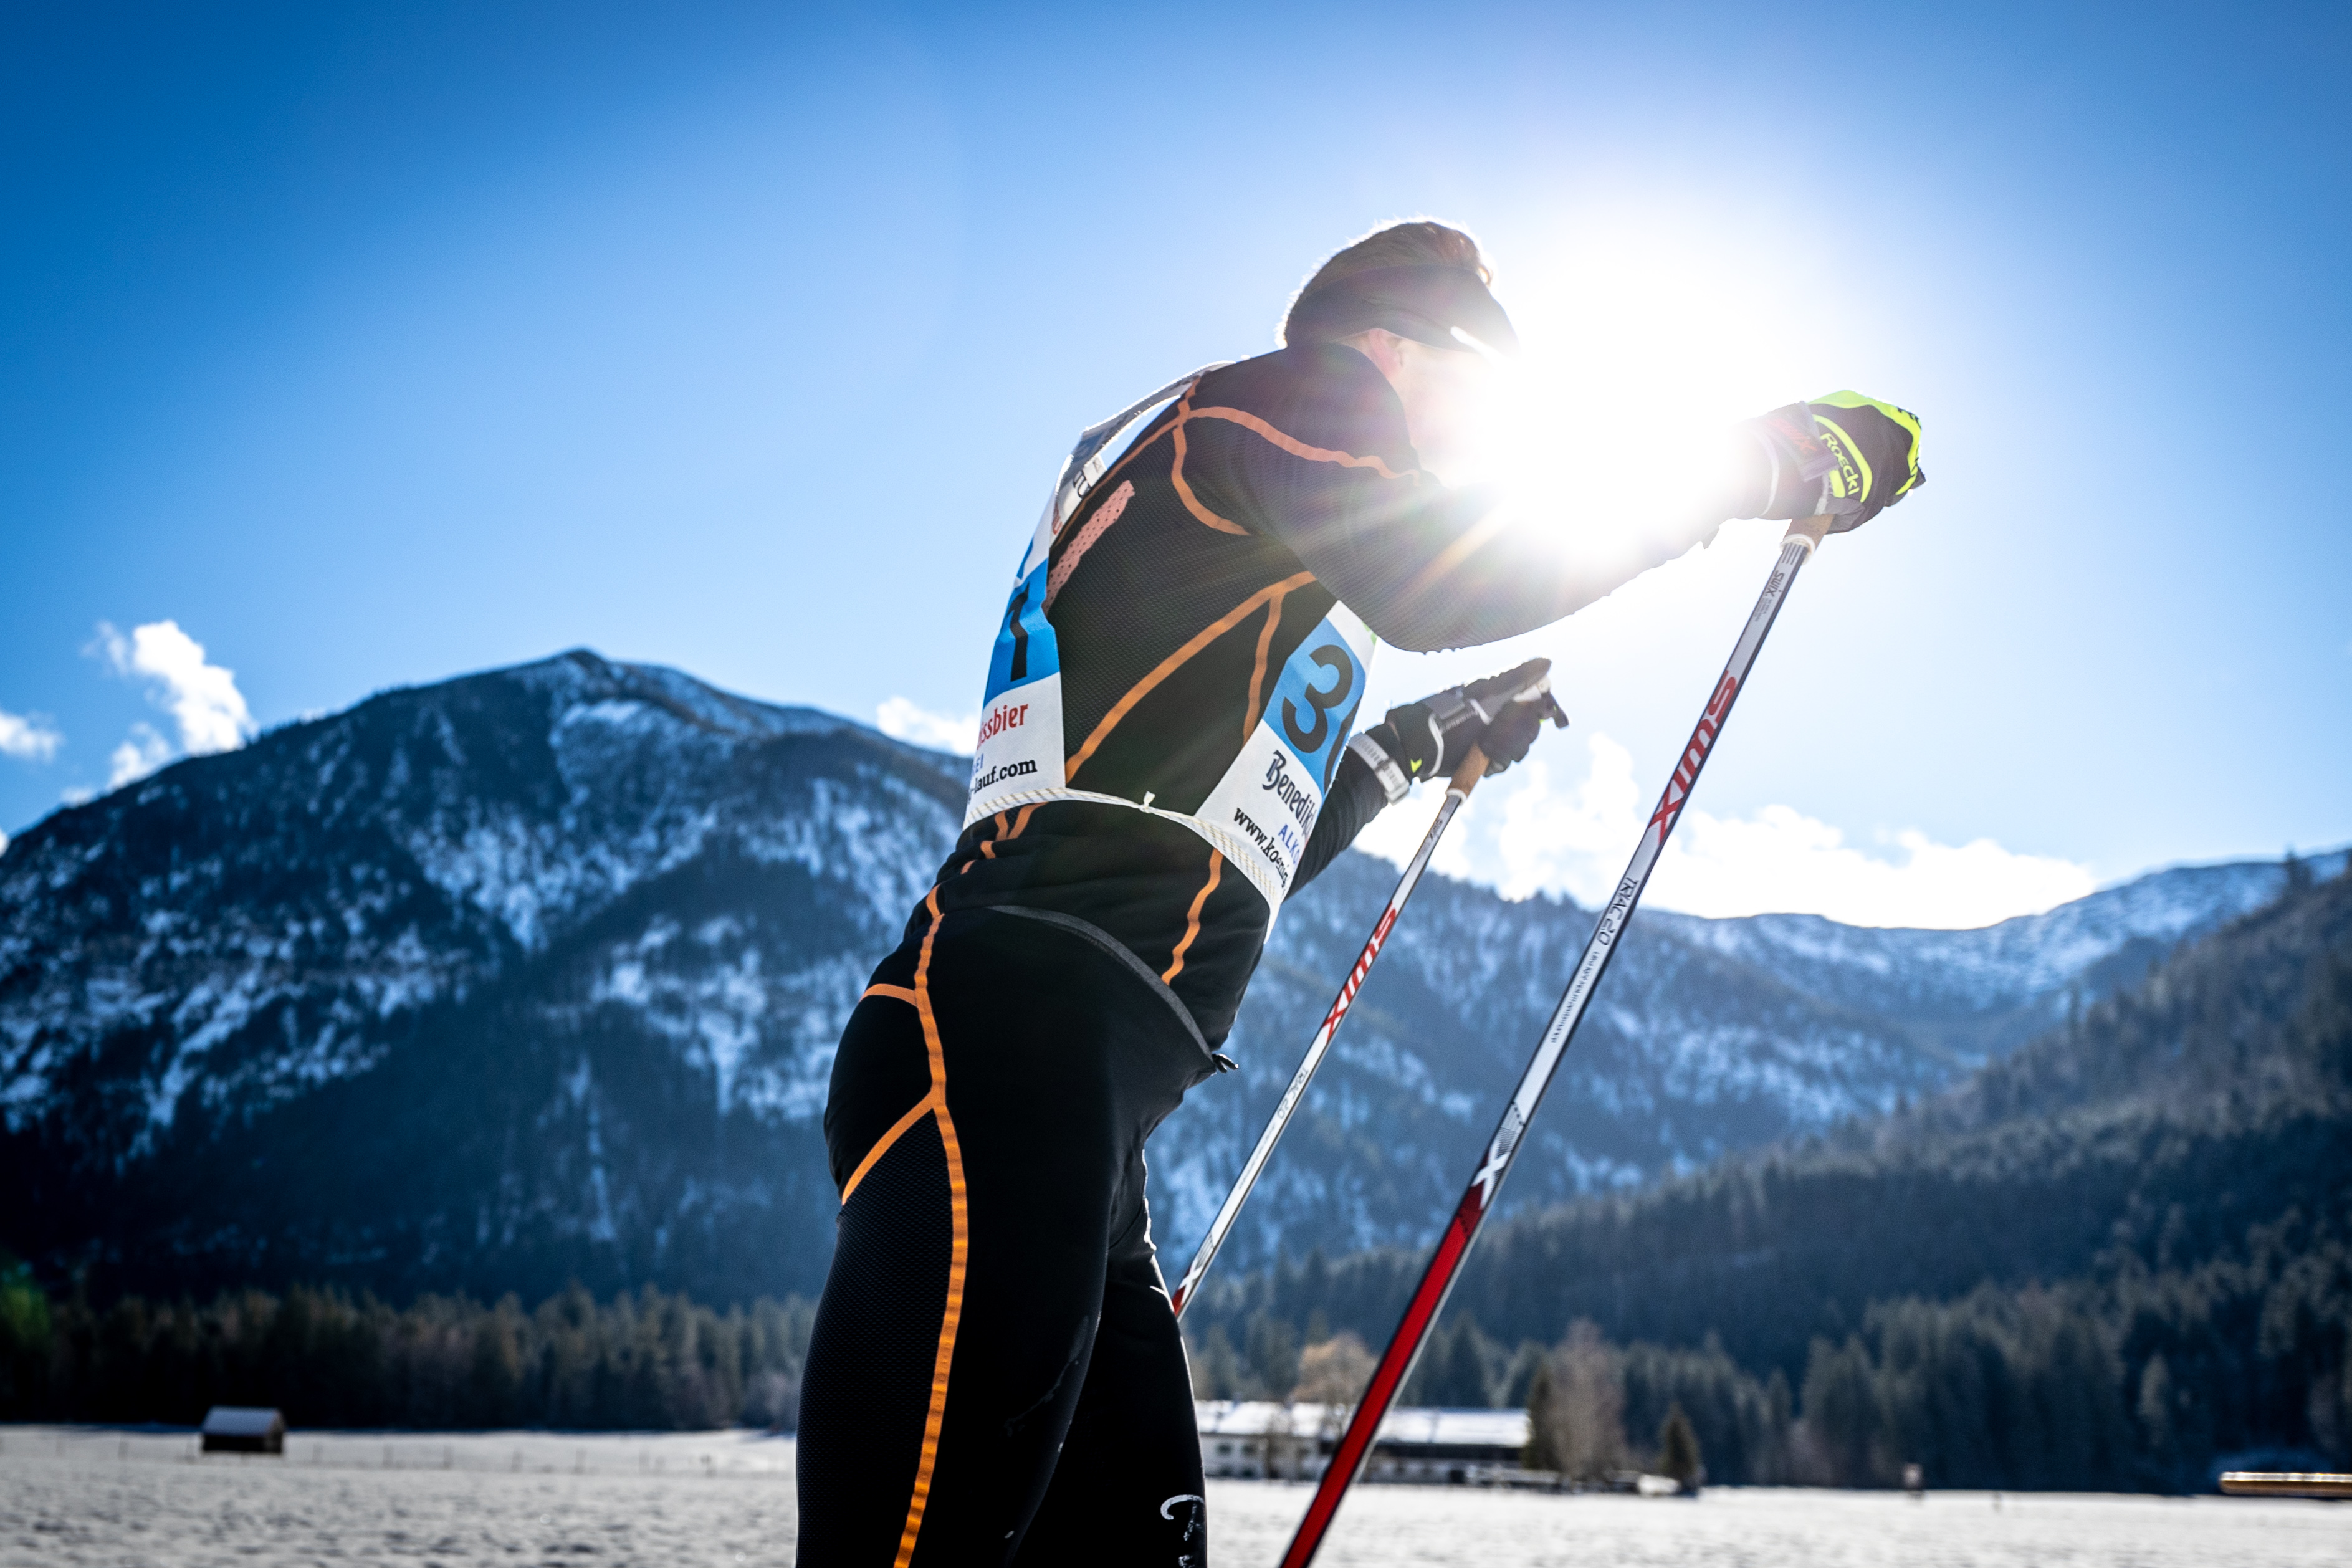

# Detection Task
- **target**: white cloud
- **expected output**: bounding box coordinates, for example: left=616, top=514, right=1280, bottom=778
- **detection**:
left=0, top=708, right=63, bottom=762
left=876, top=696, right=977, bottom=754
left=86, top=620, right=258, bottom=789
left=1646, top=806, right=2096, bottom=928
left=1356, top=730, right=2095, bottom=930
left=108, top=723, right=176, bottom=789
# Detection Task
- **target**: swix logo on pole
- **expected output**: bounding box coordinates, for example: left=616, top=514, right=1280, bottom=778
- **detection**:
left=1322, top=906, right=1399, bottom=1031
left=1471, top=1104, right=1524, bottom=1210
left=1645, top=672, right=1738, bottom=841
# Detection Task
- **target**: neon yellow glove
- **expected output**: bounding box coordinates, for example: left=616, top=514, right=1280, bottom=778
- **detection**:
left=1739, top=392, right=1924, bottom=532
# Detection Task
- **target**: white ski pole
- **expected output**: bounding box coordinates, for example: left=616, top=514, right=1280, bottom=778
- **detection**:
left=1169, top=741, right=1491, bottom=1319
left=1280, top=516, right=1834, bottom=1567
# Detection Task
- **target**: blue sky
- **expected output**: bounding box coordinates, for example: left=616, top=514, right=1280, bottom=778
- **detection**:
left=4, top=1, right=2346, bottom=924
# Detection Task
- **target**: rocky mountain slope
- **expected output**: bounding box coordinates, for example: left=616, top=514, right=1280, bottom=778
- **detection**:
left=1, top=652, right=2330, bottom=1303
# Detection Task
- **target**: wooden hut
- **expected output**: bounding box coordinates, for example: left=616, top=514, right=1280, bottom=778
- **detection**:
left=200, top=1407, right=286, bottom=1455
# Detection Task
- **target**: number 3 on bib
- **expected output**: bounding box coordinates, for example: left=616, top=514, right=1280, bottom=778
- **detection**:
left=1196, top=607, right=1375, bottom=904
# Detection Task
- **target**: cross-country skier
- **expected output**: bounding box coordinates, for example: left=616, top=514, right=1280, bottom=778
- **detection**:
left=795, top=220, right=1923, bottom=1566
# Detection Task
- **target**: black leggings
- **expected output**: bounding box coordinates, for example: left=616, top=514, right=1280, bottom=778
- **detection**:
left=796, top=903, right=1213, bottom=1566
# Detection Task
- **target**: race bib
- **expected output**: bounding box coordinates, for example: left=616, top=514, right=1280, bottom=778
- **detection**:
left=1194, top=605, right=1375, bottom=899
left=966, top=511, right=1066, bottom=817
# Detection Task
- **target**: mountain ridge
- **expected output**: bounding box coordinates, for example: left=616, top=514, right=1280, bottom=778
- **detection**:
left=1, top=650, right=2329, bottom=1304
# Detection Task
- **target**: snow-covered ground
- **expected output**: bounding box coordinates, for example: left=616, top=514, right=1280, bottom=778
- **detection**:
left=5, top=1427, right=2344, bottom=1566
left=1214, top=1477, right=2352, bottom=1567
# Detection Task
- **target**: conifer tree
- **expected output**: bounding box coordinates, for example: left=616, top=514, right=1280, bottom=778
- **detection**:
left=1189, top=1324, right=1245, bottom=1400
left=1522, top=1358, right=1562, bottom=1475
left=1245, top=1311, right=1300, bottom=1400
left=1658, top=1402, right=1702, bottom=1491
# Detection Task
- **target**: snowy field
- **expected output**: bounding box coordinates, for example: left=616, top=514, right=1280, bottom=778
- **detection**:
left=4, top=1425, right=2347, bottom=1567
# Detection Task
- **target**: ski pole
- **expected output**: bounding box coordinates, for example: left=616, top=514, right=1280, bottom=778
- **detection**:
left=1280, top=516, right=1834, bottom=1567
left=1169, top=742, right=1491, bottom=1320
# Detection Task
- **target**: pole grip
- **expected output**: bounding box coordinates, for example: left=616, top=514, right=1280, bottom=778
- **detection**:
left=1447, top=745, right=1488, bottom=795
left=1784, top=513, right=1835, bottom=550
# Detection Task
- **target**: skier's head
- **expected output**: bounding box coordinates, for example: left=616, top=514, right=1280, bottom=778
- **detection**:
left=1285, top=220, right=1514, bottom=479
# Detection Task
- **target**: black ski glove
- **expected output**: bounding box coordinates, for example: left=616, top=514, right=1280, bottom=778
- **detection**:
left=1347, top=658, right=1568, bottom=800
left=1738, top=391, right=1924, bottom=532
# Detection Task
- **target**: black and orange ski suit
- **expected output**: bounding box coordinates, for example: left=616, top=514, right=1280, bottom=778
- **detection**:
left=795, top=343, right=1709, bottom=1565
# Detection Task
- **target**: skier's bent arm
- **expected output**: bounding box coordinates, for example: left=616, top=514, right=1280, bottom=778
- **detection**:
left=1291, top=660, right=1567, bottom=892
left=1292, top=748, right=1387, bottom=892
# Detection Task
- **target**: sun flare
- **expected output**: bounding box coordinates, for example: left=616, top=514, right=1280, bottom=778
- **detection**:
left=1445, top=221, right=1819, bottom=562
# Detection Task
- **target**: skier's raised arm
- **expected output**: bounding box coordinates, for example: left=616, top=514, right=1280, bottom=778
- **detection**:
left=1182, top=263, right=1925, bottom=652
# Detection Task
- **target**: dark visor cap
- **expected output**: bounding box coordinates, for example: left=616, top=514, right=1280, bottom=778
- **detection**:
left=1284, top=265, right=1519, bottom=358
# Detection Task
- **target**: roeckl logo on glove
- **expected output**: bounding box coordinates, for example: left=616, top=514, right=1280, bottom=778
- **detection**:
left=1816, top=423, right=1865, bottom=505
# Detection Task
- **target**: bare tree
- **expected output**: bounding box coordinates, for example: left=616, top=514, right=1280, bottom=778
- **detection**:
left=1294, top=1332, right=1377, bottom=1461
left=1294, top=1332, right=1375, bottom=1405
left=1534, top=1319, right=1627, bottom=1484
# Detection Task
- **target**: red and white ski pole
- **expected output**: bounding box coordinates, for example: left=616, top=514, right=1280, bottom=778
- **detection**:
left=1169, top=742, right=1491, bottom=1320
left=1280, top=517, right=1834, bottom=1567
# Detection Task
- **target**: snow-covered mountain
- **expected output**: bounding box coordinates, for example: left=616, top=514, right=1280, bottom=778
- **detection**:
left=0, top=652, right=2328, bottom=1303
